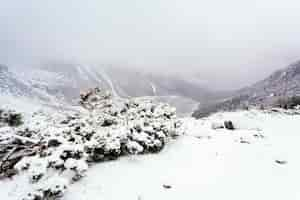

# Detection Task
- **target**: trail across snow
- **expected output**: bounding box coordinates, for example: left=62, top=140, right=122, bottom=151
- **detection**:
left=1, top=110, right=300, bottom=200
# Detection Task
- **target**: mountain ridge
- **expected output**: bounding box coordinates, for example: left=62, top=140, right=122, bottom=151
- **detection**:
left=192, top=60, right=300, bottom=118
left=1, top=63, right=226, bottom=115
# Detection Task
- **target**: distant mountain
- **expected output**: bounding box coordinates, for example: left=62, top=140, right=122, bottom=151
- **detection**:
left=99, top=65, right=223, bottom=102
left=0, top=65, right=32, bottom=97
left=238, top=60, right=300, bottom=101
left=1, top=62, right=226, bottom=115
left=192, top=60, right=300, bottom=118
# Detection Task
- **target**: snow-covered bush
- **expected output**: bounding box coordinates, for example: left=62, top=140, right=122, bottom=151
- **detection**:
left=0, top=109, right=23, bottom=127
left=275, top=96, right=300, bottom=109
left=64, top=158, right=88, bottom=181
left=126, top=140, right=144, bottom=154
left=23, top=176, right=68, bottom=200
left=1, top=88, right=183, bottom=200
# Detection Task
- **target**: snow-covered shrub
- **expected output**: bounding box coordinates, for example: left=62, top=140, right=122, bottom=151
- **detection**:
left=15, top=156, right=48, bottom=183
left=4, top=87, right=183, bottom=200
left=0, top=109, right=23, bottom=127
left=59, top=144, right=85, bottom=161
left=23, top=176, right=68, bottom=200
left=275, top=96, right=300, bottom=109
left=126, top=140, right=144, bottom=154
left=15, top=157, right=32, bottom=171
left=64, top=158, right=88, bottom=181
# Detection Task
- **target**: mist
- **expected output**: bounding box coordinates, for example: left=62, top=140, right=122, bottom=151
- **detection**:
left=1, top=0, right=300, bottom=90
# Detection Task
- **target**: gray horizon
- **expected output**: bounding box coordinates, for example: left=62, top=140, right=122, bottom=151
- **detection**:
left=1, top=0, right=300, bottom=90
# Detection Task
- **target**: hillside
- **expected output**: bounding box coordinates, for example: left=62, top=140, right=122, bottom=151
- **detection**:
left=2, top=63, right=226, bottom=116
left=2, top=107, right=299, bottom=200
left=1, top=64, right=299, bottom=200
left=192, top=60, right=300, bottom=118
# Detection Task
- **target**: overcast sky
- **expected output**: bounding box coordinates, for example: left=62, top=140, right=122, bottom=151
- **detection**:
left=1, top=0, right=300, bottom=89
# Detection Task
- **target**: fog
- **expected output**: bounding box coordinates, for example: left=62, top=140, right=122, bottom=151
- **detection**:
left=1, top=0, right=300, bottom=89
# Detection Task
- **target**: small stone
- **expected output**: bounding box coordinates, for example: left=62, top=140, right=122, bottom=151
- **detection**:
left=102, top=119, right=115, bottom=127
left=163, top=184, right=172, bottom=189
left=240, top=140, right=250, bottom=144
left=48, top=139, right=62, bottom=147
left=275, top=160, right=287, bottom=165
left=224, top=121, right=235, bottom=130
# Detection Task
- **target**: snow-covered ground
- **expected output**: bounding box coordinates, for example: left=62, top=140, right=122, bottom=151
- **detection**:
left=2, top=109, right=299, bottom=200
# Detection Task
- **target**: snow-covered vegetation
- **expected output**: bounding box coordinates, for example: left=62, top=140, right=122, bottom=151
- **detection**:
left=1, top=88, right=300, bottom=200
left=3, top=107, right=300, bottom=200
left=0, top=88, right=183, bottom=200
left=61, top=109, right=299, bottom=200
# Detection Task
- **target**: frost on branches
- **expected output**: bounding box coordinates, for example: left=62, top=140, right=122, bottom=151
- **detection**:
left=0, top=88, right=183, bottom=199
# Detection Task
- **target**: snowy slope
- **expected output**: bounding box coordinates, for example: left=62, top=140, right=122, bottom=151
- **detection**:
left=0, top=65, right=72, bottom=109
left=0, top=65, right=33, bottom=97
left=193, top=60, right=300, bottom=118
left=2, top=109, right=299, bottom=200
left=64, top=110, right=300, bottom=200
left=12, top=64, right=108, bottom=103
left=5, top=63, right=210, bottom=115
left=101, top=65, right=222, bottom=102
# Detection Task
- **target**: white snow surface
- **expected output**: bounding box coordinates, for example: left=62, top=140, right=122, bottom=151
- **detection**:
left=1, top=109, right=300, bottom=199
